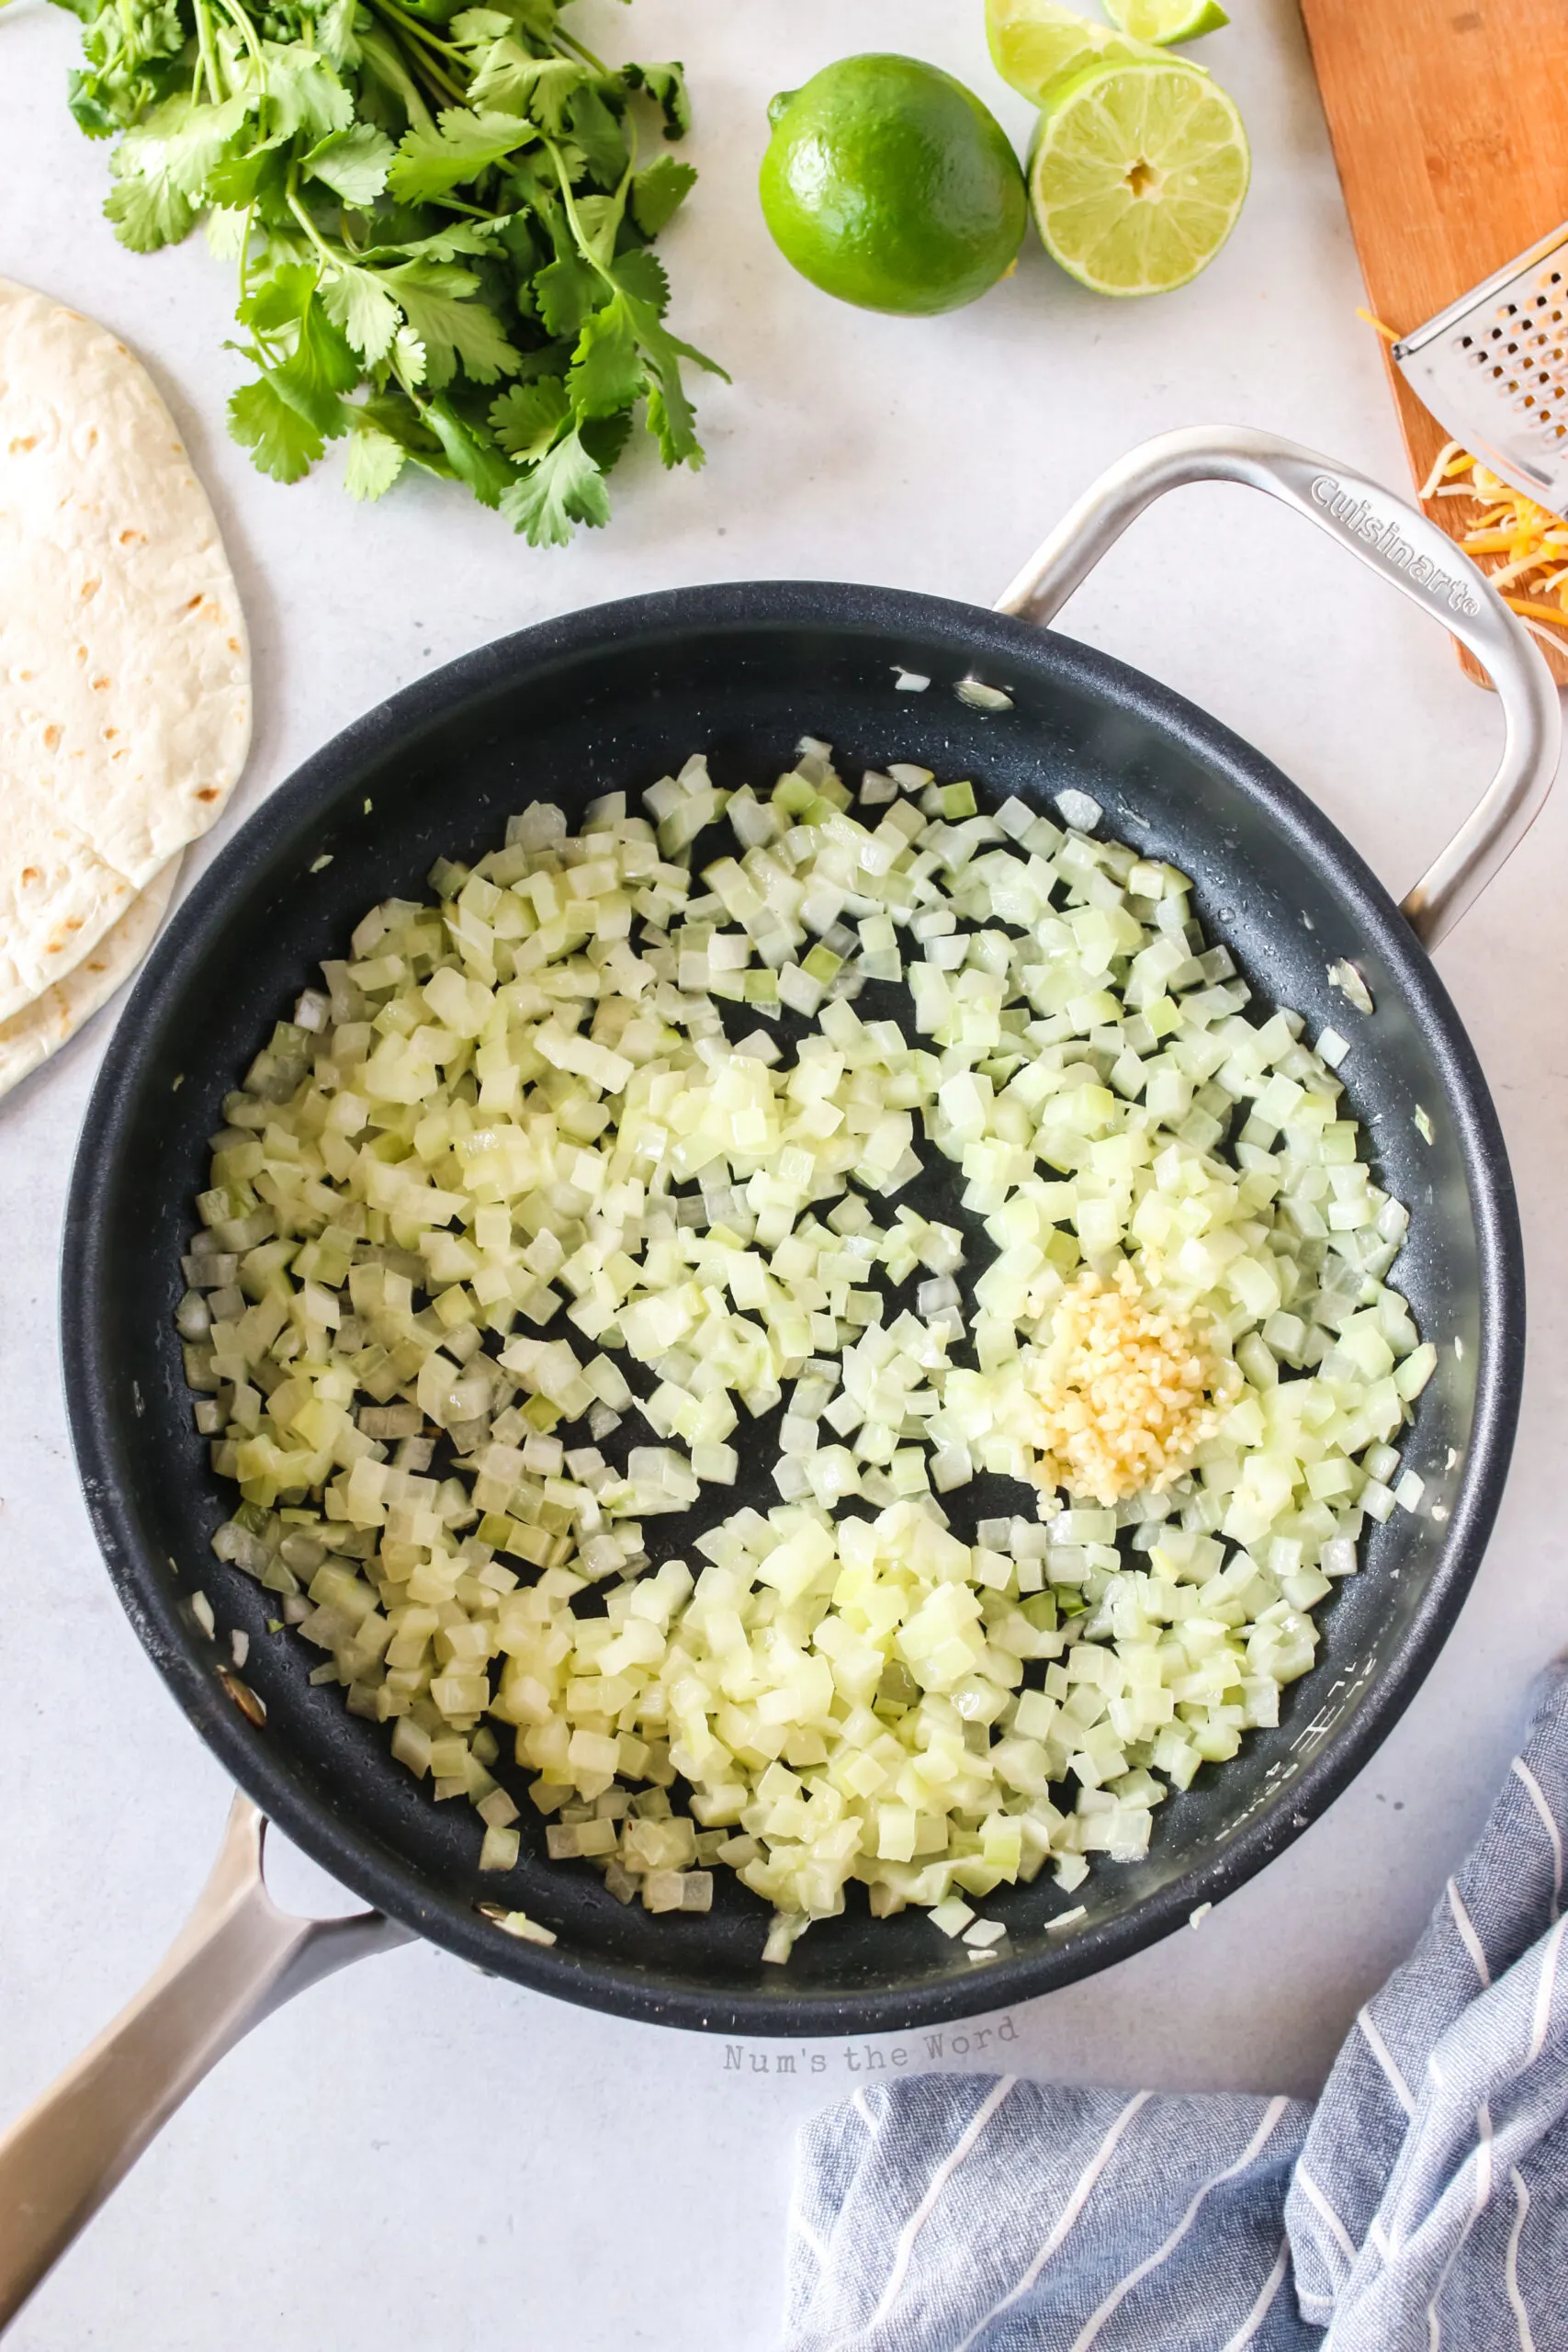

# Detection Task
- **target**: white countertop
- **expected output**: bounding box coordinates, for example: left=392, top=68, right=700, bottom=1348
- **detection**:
left=5, top=1, right=1567, bottom=2344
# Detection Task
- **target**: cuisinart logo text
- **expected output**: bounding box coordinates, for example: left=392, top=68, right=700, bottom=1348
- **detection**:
left=1310, top=474, right=1482, bottom=615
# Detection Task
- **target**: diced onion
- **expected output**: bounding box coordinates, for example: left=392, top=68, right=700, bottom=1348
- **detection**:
left=1328, top=960, right=1374, bottom=1016
left=186, top=739, right=1429, bottom=1959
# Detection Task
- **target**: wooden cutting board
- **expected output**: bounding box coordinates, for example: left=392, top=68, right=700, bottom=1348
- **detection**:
left=1298, top=0, right=1568, bottom=684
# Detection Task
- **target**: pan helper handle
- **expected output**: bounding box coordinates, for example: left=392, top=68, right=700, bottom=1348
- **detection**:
left=996, top=424, right=1561, bottom=951
left=0, top=1794, right=411, bottom=2332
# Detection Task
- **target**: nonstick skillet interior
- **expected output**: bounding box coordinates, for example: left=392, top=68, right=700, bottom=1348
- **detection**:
left=62, top=582, right=1521, bottom=2036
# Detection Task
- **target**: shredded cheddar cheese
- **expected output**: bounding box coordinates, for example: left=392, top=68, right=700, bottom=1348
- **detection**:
left=1417, top=441, right=1568, bottom=650
left=1356, top=314, right=1568, bottom=656
left=1024, top=1264, right=1230, bottom=1510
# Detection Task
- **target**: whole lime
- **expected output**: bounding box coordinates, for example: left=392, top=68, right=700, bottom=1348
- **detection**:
left=760, top=55, right=1027, bottom=316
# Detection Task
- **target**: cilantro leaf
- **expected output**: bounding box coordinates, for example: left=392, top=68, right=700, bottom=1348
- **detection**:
left=389, top=322, right=429, bottom=391
left=488, top=376, right=570, bottom=459
left=613, top=249, right=728, bottom=390
left=511, top=341, right=575, bottom=381
left=306, top=122, right=395, bottom=205
left=630, top=156, right=695, bottom=238
left=204, top=141, right=288, bottom=209
left=205, top=205, right=250, bottom=261
left=451, top=0, right=561, bottom=40
left=237, top=262, right=319, bottom=336
left=623, top=61, right=691, bottom=140
left=344, top=419, right=407, bottom=501
left=502, top=148, right=554, bottom=213
left=229, top=374, right=324, bottom=483
left=509, top=0, right=564, bottom=35
left=500, top=429, right=610, bottom=546
left=359, top=390, right=448, bottom=463
left=385, top=260, right=521, bottom=389
left=355, top=27, right=436, bottom=139
left=114, top=93, right=251, bottom=210
left=264, top=44, right=354, bottom=142
left=468, top=45, right=582, bottom=129
left=496, top=209, right=542, bottom=281
left=419, top=396, right=516, bottom=508
left=320, top=263, right=402, bottom=366
left=534, top=253, right=604, bottom=339
left=580, top=407, right=633, bottom=476
left=105, top=164, right=196, bottom=253
left=645, top=362, right=700, bottom=469
left=604, top=248, right=728, bottom=469
left=369, top=220, right=508, bottom=262
left=573, top=192, right=626, bottom=260
left=67, top=72, right=128, bottom=139
left=238, top=266, right=357, bottom=433
left=387, top=106, right=534, bottom=203
left=610, top=244, right=671, bottom=318
left=566, top=83, right=627, bottom=187
left=449, top=9, right=517, bottom=46
left=315, top=0, right=363, bottom=71
left=276, top=300, right=359, bottom=434
left=569, top=296, right=643, bottom=418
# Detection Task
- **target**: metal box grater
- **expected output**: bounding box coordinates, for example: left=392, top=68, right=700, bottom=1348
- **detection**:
left=1393, top=222, right=1568, bottom=515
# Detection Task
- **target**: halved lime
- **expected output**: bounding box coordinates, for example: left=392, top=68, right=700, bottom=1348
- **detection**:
left=1103, top=0, right=1231, bottom=41
left=985, top=0, right=1169, bottom=107
left=1029, top=58, right=1250, bottom=296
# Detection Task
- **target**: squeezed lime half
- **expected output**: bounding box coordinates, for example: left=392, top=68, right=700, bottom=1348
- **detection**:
left=1104, top=0, right=1231, bottom=44
left=985, top=0, right=1170, bottom=106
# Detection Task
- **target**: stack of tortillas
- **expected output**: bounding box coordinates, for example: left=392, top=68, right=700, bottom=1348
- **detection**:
left=0, top=277, right=251, bottom=1099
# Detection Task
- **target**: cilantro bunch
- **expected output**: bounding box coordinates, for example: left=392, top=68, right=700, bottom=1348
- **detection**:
left=47, top=0, right=724, bottom=542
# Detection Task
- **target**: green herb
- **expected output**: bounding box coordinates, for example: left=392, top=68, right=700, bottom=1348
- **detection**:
left=43, top=0, right=724, bottom=543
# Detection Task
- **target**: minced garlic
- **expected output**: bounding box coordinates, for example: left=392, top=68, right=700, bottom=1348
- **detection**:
left=1025, top=1263, right=1228, bottom=1509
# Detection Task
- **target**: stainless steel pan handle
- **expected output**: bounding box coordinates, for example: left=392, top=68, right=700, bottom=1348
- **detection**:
left=0, top=1795, right=411, bottom=2332
left=996, top=424, right=1562, bottom=950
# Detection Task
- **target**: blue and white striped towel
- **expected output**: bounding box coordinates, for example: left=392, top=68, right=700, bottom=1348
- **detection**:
left=785, top=1667, right=1568, bottom=2350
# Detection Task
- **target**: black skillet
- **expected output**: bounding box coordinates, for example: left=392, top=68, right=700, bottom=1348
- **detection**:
left=0, top=428, right=1556, bottom=2323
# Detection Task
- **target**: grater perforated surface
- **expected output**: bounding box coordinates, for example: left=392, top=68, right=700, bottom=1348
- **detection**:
left=1394, top=222, right=1568, bottom=515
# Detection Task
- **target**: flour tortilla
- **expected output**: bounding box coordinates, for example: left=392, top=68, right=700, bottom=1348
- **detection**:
left=0, top=277, right=250, bottom=1020
left=0, top=852, right=180, bottom=1100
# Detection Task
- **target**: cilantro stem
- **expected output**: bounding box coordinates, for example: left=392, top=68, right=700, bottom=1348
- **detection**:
left=370, top=0, right=466, bottom=64
left=53, top=0, right=715, bottom=537
left=366, top=2, right=468, bottom=98
left=554, top=26, right=609, bottom=75
left=192, top=0, right=224, bottom=105
left=541, top=139, right=617, bottom=287
left=210, top=0, right=266, bottom=86
left=405, top=47, right=468, bottom=109
left=237, top=194, right=257, bottom=317
left=286, top=175, right=344, bottom=273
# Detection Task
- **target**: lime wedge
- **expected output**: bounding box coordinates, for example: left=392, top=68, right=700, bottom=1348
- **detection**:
left=1103, top=0, right=1231, bottom=41
left=1028, top=58, right=1250, bottom=296
left=985, top=0, right=1169, bottom=106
